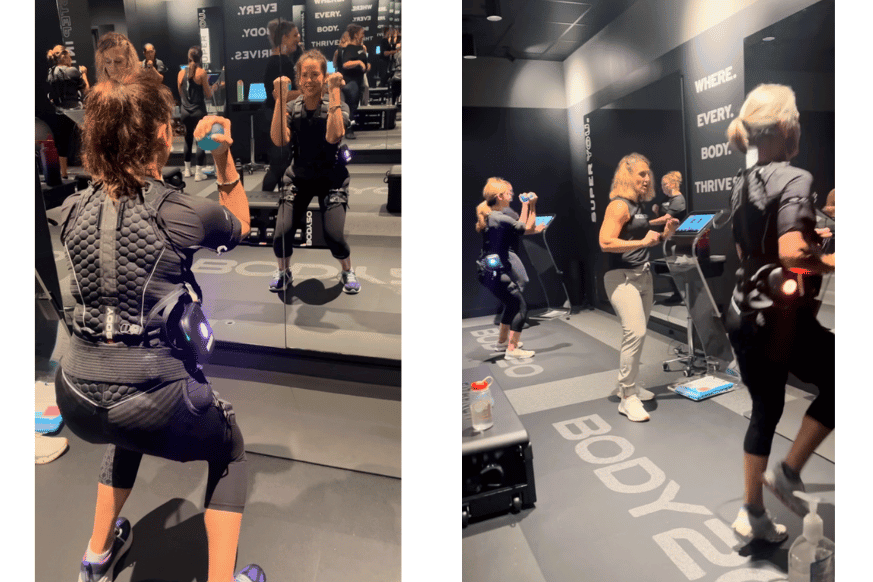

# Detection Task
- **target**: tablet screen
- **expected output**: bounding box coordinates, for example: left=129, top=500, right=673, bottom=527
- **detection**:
left=676, top=213, right=717, bottom=234
left=536, top=215, right=555, bottom=228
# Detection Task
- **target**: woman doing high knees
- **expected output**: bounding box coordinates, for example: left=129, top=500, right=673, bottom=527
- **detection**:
left=724, top=84, right=835, bottom=545
left=599, top=154, right=678, bottom=423
left=269, top=49, right=360, bottom=294
left=475, top=178, right=545, bottom=359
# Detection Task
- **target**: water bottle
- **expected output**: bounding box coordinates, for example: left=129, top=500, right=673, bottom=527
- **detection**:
left=469, top=376, right=495, bottom=432
left=236, top=79, right=244, bottom=102
left=197, top=123, right=224, bottom=152
left=788, top=491, right=834, bottom=581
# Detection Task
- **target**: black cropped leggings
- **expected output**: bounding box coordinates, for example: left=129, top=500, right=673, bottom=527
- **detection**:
left=479, top=271, right=527, bottom=333
left=727, top=306, right=835, bottom=457
left=181, top=114, right=206, bottom=167
left=272, top=174, right=351, bottom=260
left=55, top=368, right=248, bottom=513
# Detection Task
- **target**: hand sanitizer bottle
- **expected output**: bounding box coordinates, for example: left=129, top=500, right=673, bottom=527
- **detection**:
left=788, top=491, right=834, bottom=581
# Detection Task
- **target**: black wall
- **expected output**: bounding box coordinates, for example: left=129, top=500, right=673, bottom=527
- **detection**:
left=462, top=106, right=577, bottom=319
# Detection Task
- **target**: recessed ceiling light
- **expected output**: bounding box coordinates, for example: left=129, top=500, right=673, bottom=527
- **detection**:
left=486, top=0, right=502, bottom=22
left=762, top=36, right=775, bottom=41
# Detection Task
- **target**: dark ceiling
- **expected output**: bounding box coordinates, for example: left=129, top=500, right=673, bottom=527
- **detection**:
left=462, top=0, right=639, bottom=62
left=744, top=0, right=834, bottom=73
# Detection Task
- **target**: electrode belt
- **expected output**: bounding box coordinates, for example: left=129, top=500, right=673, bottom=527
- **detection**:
left=62, top=334, right=189, bottom=384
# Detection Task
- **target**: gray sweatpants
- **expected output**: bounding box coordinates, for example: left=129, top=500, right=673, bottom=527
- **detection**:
left=603, top=265, right=653, bottom=398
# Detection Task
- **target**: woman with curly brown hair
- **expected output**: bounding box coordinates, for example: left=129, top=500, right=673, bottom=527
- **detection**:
left=94, top=32, right=139, bottom=83
left=54, top=69, right=264, bottom=582
left=599, top=153, right=678, bottom=422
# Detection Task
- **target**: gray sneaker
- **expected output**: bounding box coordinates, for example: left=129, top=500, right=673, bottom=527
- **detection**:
left=764, top=462, right=807, bottom=516
left=340, top=269, right=361, bottom=294
left=732, top=506, right=788, bottom=544
left=78, top=517, right=133, bottom=582
left=269, top=269, right=293, bottom=292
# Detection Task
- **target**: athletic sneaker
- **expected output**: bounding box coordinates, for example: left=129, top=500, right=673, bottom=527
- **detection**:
left=78, top=517, right=133, bottom=582
left=235, top=564, right=267, bottom=582
left=618, top=395, right=650, bottom=422
left=269, top=269, right=293, bottom=292
left=345, top=128, right=356, bottom=140
left=339, top=269, right=361, bottom=294
left=731, top=506, right=788, bottom=544
left=505, top=347, right=535, bottom=359
left=493, top=340, right=523, bottom=351
left=182, top=167, right=193, bottom=178
left=764, top=462, right=807, bottom=516
left=612, top=386, right=655, bottom=401
left=194, top=169, right=208, bottom=182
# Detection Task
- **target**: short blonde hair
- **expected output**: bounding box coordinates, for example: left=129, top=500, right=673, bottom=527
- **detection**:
left=662, top=170, right=682, bottom=191
left=475, top=177, right=511, bottom=232
left=610, top=153, right=654, bottom=202
left=727, top=83, right=800, bottom=158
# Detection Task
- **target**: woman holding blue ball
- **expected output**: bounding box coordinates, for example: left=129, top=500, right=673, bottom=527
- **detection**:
left=268, top=49, right=360, bottom=294
left=177, top=46, right=213, bottom=181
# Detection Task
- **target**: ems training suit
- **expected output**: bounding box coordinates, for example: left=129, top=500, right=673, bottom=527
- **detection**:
left=180, top=73, right=208, bottom=168
left=603, top=196, right=654, bottom=399
left=478, top=210, right=529, bottom=332
left=273, top=95, right=352, bottom=261
left=54, top=178, right=248, bottom=513
left=46, top=64, right=86, bottom=160
left=725, top=162, right=834, bottom=457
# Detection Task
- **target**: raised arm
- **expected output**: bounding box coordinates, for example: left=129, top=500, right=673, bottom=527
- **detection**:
left=271, top=76, right=292, bottom=146
left=325, top=73, right=346, bottom=144
left=193, top=116, right=250, bottom=237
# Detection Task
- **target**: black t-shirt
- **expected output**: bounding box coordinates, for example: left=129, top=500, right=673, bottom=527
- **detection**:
left=286, top=96, right=351, bottom=179
left=263, top=53, right=298, bottom=110
left=142, top=58, right=167, bottom=75
left=661, top=194, right=687, bottom=221
left=606, top=196, right=651, bottom=270
left=339, top=45, right=367, bottom=84
left=47, top=65, right=85, bottom=109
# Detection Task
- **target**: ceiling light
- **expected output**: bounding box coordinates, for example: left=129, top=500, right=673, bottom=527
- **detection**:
left=486, top=0, right=502, bottom=22
left=762, top=36, right=775, bottom=41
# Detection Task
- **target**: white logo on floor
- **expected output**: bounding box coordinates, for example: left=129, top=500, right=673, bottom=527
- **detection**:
left=192, top=259, right=400, bottom=290
left=469, top=327, right=543, bottom=378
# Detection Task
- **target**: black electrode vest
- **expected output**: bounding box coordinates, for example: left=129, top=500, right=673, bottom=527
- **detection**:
left=607, top=196, right=651, bottom=270
left=47, top=66, right=83, bottom=110
left=287, top=96, right=342, bottom=178
left=59, top=179, right=194, bottom=384
left=730, top=166, right=822, bottom=311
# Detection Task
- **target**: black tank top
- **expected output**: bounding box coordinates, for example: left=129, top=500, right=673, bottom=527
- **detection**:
left=607, top=196, right=650, bottom=270
left=180, top=72, right=207, bottom=117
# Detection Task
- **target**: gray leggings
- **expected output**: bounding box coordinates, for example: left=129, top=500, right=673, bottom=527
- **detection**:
left=55, top=368, right=248, bottom=513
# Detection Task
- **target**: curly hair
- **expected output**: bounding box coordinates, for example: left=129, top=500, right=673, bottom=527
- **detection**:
left=296, top=48, right=329, bottom=87
left=95, top=32, right=139, bottom=83
left=661, top=170, right=682, bottom=192
left=727, top=83, right=800, bottom=158
left=475, top=177, right=511, bottom=232
left=609, top=153, right=655, bottom=202
left=46, top=45, right=66, bottom=67
left=81, top=70, right=175, bottom=200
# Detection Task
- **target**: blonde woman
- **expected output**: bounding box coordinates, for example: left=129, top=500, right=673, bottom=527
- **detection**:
left=475, top=178, right=545, bottom=359
left=650, top=171, right=686, bottom=226
left=599, top=153, right=678, bottom=422
left=724, top=84, right=834, bottom=544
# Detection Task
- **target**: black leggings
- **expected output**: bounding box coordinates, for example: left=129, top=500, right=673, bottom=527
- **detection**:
left=53, top=112, right=79, bottom=160
left=181, top=115, right=206, bottom=166
left=726, top=306, right=835, bottom=457
left=272, top=174, right=351, bottom=260
left=55, top=368, right=248, bottom=513
left=480, top=271, right=527, bottom=332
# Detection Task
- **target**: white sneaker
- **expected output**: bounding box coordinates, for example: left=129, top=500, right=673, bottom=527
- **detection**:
left=493, top=340, right=522, bottom=351
left=731, top=506, right=788, bottom=544
left=182, top=167, right=193, bottom=178
left=505, top=347, right=534, bottom=359
left=194, top=167, right=208, bottom=182
left=612, top=386, right=655, bottom=401
left=618, top=395, right=649, bottom=422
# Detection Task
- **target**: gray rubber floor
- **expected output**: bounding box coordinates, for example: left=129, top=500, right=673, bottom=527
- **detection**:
left=45, top=165, right=400, bottom=362
left=462, top=311, right=835, bottom=582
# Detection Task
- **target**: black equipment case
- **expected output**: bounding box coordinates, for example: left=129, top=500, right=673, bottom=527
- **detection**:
left=355, top=104, right=397, bottom=130
left=385, top=165, right=401, bottom=214
left=462, top=368, right=537, bottom=528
